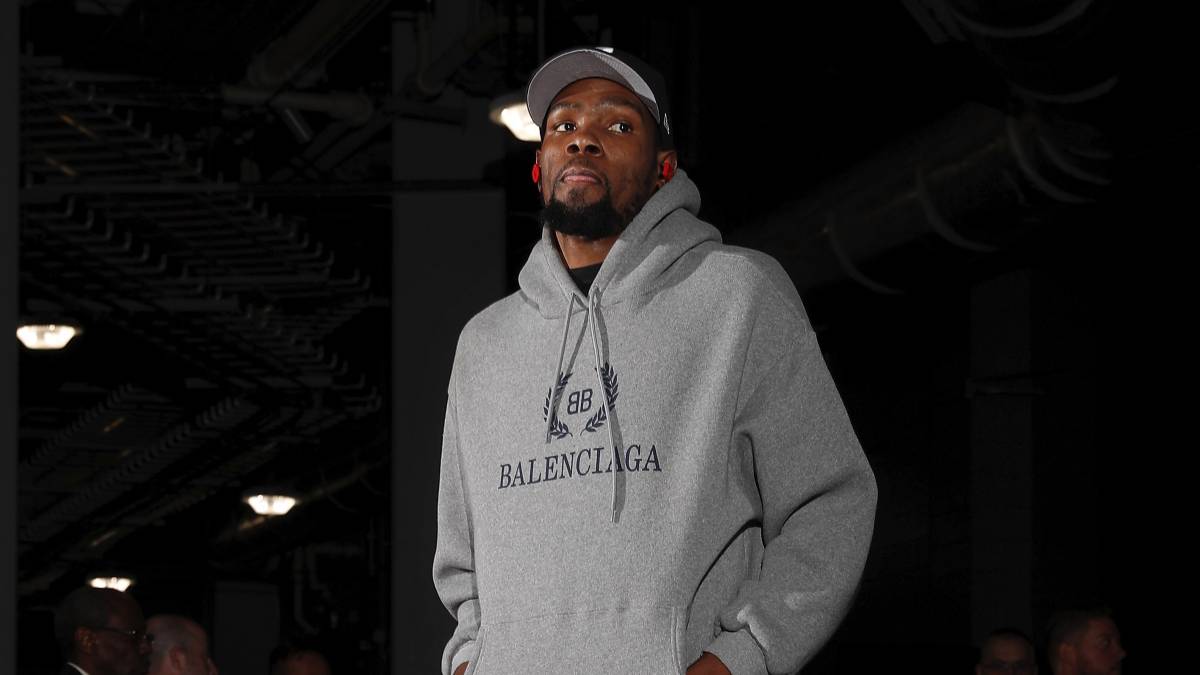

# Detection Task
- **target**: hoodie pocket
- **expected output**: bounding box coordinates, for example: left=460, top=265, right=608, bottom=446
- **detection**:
left=472, top=605, right=684, bottom=675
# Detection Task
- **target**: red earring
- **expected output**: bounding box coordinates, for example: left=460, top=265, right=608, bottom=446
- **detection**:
left=531, top=162, right=541, bottom=184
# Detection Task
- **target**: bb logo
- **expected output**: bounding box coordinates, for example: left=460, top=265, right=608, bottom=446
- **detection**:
left=567, top=389, right=593, bottom=415
left=542, top=362, right=619, bottom=442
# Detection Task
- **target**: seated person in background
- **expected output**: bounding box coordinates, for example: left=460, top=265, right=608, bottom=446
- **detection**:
left=269, top=642, right=332, bottom=675
left=977, top=627, right=1038, bottom=675
left=55, top=586, right=152, bottom=675
left=1046, top=609, right=1126, bottom=675
left=146, top=614, right=217, bottom=675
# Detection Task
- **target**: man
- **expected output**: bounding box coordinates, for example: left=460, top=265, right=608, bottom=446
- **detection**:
left=146, top=615, right=217, bottom=675
left=1046, top=610, right=1126, bottom=675
left=54, top=585, right=152, bottom=675
left=977, top=628, right=1038, bottom=675
left=433, top=46, right=877, bottom=675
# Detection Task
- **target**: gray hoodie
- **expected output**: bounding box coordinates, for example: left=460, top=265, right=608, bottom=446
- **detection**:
left=433, top=168, right=877, bottom=675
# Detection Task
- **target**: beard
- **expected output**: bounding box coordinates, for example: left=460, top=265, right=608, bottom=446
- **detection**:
left=538, top=173, right=655, bottom=241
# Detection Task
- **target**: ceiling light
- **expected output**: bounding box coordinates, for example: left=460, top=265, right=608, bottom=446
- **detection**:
left=244, top=492, right=298, bottom=516
left=87, top=575, right=134, bottom=592
left=488, top=92, right=541, bottom=142
left=16, top=323, right=82, bottom=350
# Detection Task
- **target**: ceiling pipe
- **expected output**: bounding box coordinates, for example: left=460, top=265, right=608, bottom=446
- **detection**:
left=948, top=0, right=1117, bottom=193
left=734, top=0, right=1119, bottom=294
left=240, top=0, right=389, bottom=144
left=245, top=0, right=390, bottom=91
left=403, top=16, right=514, bottom=100
left=733, top=103, right=1023, bottom=293
left=221, top=85, right=374, bottom=126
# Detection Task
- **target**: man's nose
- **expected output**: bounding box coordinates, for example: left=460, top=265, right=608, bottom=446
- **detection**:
left=567, top=132, right=601, bottom=156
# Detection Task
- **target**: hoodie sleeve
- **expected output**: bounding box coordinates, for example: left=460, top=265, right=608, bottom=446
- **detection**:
left=704, top=262, right=878, bottom=675
left=432, top=367, right=482, bottom=675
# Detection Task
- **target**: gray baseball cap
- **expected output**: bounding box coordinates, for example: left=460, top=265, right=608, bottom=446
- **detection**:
left=525, top=46, right=674, bottom=148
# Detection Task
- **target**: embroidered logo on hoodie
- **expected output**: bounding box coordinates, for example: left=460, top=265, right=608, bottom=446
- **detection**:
left=542, top=363, right=619, bottom=440
left=499, top=361, right=660, bottom=490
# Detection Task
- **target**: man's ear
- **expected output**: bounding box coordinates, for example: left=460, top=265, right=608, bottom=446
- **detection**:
left=655, top=149, right=678, bottom=185
left=169, top=646, right=188, bottom=674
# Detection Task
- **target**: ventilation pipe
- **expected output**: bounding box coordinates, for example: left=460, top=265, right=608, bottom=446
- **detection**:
left=403, top=16, right=514, bottom=99
left=245, top=0, right=390, bottom=90
left=241, top=0, right=390, bottom=137
left=221, top=85, right=374, bottom=125
left=734, top=0, right=1119, bottom=293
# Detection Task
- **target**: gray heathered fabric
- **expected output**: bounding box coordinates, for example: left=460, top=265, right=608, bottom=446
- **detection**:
left=433, top=168, right=877, bottom=675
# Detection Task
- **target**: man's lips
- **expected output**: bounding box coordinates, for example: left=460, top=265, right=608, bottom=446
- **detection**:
left=560, top=167, right=603, bottom=185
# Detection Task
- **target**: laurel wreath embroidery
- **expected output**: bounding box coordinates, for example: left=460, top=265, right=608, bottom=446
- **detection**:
left=583, top=362, right=619, bottom=433
left=542, top=371, right=573, bottom=439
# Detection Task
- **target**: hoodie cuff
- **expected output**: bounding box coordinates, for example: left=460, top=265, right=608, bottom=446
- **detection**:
left=449, top=641, right=477, bottom=675
left=705, top=630, right=768, bottom=675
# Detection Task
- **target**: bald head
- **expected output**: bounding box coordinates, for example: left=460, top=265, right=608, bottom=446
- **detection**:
left=977, top=630, right=1037, bottom=675
left=147, top=615, right=216, bottom=675
left=271, top=649, right=331, bottom=675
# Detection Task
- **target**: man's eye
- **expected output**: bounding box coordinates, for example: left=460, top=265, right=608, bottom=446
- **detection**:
left=552, top=121, right=575, bottom=132
left=610, top=121, right=632, bottom=133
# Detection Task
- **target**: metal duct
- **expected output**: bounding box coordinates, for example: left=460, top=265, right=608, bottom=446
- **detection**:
left=950, top=0, right=1117, bottom=194
left=239, top=0, right=390, bottom=147
left=221, top=85, right=374, bottom=125
left=735, top=0, right=1119, bottom=293
left=404, top=16, right=513, bottom=99
left=245, top=0, right=391, bottom=91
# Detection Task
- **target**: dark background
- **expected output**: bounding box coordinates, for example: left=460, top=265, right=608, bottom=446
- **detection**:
left=4, top=0, right=1180, bottom=673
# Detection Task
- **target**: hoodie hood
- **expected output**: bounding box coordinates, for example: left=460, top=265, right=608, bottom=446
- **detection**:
left=517, top=167, right=717, bottom=317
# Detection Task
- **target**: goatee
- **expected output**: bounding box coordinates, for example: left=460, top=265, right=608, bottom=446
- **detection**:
left=538, top=180, right=653, bottom=241
left=539, top=193, right=627, bottom=240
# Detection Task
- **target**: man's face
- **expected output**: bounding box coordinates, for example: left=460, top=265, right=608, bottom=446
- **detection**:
left=535, top=77, right=666, bottom=239
left=977, top=635, right=1037, bottom=675
left=84, top=600, right=152, bottom=675
left=145, top=617, right=218, bottom=675
left=1068, top=618, right=1125, bottom=675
